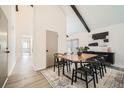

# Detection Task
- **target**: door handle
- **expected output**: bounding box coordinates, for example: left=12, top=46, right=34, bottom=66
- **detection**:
left=5, top=50, right=10, bottom=53
left=46, top=50, right=48, bottom=52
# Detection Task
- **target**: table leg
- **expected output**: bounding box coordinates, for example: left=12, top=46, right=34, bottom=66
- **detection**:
left=62, top=60, right=72, bottom=80
left=75, top=63, right=78, bottom=82
left=63, top=61, right=65, bottom=75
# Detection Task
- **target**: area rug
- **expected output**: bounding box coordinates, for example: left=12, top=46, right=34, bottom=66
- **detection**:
left=41, top=67, right=124, bottom=88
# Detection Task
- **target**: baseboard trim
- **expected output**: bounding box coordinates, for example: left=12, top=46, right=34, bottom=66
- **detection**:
left=32, top=64, right=46, bottom=71
left=8, top=63, right=16, bottom=77
left=107, top=65, right=124, bottom=71
left=2, top=77, right=8, bottom=88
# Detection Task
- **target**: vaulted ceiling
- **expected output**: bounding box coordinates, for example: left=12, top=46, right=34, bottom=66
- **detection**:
left=77, top=5, right=124, bottom=30
left=62, top=5, right=124, bottom=34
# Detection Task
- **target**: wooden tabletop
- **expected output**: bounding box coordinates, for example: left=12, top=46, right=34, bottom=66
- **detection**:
left=58, top=53, right=97, bottom=63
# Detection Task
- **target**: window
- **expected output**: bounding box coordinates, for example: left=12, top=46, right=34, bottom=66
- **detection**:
left=67, top=39, right=79, bottom=54
left=21, top=37, right=32, bottom=55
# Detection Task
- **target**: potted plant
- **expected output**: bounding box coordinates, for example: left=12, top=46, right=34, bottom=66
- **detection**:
left=76, top=47, right=83, bottom=56
left=83, top=46, right=90, bottom=52
left=76, top=46, right=90, bottom=56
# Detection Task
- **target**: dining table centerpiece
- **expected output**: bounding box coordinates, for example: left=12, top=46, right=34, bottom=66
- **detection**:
left=76, top=46, right=90, bottom=56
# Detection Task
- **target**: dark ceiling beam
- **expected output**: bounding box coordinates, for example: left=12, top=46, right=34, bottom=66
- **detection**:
left=30, top=5, right=33, bottom=7
left=15, top=5, right=33, bottom=12
left=70, top=5, right=91, bottom=33
left=16, top=5, right=19, bottom=12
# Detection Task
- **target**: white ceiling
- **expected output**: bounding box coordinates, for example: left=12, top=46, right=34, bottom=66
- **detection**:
left=62, top=5, right=124, bottom=34
left=77, top=5, right=124, bottom=30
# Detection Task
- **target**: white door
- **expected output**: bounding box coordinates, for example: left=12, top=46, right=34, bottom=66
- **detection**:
left=46, top=31, right=58, bottom=67
left=0, top=8, right=9, bottom=87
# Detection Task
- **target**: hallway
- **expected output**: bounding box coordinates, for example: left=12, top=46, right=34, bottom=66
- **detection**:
left=5, top=56, right=51, bottom=88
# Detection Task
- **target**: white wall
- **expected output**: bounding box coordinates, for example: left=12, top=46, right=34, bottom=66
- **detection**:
left=61, top=6, right=87, bottom=35
left=68, top=23, right=124, bottom=68
left=33, top=5, right=66, bottom=70
left=16, top=6, right=34, bottom=61
left=91, top=23, right=124, bottom=68
left=1, top=5, right=16, bottom=76
left=67, top=31, right=89, bottom=47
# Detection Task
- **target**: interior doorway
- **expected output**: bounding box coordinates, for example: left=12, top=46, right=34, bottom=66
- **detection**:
left=46, top=30, right=58, bottom=67
left=21, top=36, right=32, bottom=56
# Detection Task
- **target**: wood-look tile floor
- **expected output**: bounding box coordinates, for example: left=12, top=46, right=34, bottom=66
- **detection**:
left=5, top=55, right=51, bottom=88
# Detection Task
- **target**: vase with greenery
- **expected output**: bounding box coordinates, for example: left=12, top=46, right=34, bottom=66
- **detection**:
left=76, top=46, right=90, bottom=56
left=83, top=46, right=90, bottom=51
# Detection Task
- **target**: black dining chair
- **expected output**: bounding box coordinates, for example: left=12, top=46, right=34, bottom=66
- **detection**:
left=84, top=57, right=103, bottom=83
left=53, top=53, right=71, bottom=76
left=71, top=65, right=96, bottom=88
left=64, top=53, right=72, bottom=72
left=95, top=55, right=107, bottom=76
